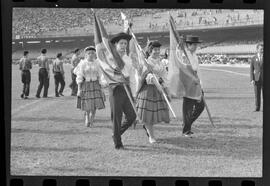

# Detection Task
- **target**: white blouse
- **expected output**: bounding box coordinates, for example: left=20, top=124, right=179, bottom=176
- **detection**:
left=145, top=56, right=168, bottom=88
left=75, top=59, right=107, bottom=85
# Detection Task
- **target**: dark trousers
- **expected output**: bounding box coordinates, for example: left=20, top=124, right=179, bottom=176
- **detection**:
left=21, top=70, right=31, bottom=96
left=109, top=85, right=136, bottom=146
left=182, top=97, right=205, bottom=134
left=69, top=69, right=78, bottom=95
left=36, top=68, right=49, bottom=97
left=54, top=72, right=65, bottom=96
left=254, top=79, right=263, bottom=110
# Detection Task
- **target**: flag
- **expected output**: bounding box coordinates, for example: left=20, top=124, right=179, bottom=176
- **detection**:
left=120, top=12, right=144, bottom=96
left=168, top=15, right=202, bottom=100
left=94, top=14, right=126, bottom=84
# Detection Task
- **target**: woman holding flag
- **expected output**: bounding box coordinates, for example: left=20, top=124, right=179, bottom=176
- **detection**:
left=75, top=46, right=106, bottom=127
left=136, top=41, right=170, bottom=144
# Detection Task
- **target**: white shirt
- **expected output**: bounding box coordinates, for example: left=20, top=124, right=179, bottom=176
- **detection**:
left=121, top=55, right=134, bottom=78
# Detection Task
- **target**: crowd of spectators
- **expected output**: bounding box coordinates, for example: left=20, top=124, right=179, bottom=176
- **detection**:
left=13, top=8, right=262, bottom=39
left=197, top=54, right=250, bottom=65
left=147, top=9, right=263, bottom=32
left=13, top=8, right=169, bottom=38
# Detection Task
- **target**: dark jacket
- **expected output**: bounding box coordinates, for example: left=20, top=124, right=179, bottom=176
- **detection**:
left=250, top=54, right=263, bottom=82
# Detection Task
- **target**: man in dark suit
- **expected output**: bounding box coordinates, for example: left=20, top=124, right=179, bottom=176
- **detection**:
left=250, top=43, right=263, bottom=111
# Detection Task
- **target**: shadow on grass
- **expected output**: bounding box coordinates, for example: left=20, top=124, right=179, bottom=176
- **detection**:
left=125, top=134, right=261, bottom=159
left=11, top=146, right=92, bottom=152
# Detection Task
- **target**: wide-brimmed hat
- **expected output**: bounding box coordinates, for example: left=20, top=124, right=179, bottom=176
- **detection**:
left=184, top=35, right=202, bottom=43
left=149, top=40, right=162, bottom=48
left=84, top=46, right=96, bottom=52
left=110, top=32, right=132, bottom=44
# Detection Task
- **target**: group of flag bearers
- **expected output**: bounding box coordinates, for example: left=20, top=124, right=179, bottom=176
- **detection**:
left=18, top=13, right=227, bottom=150
left=18, top=14, right=208, bottom=149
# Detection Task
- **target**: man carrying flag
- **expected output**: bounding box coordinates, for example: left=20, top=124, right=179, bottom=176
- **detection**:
left=168, top=15, right=205, bottom=137
left=94, top=15, right=136, bottom=149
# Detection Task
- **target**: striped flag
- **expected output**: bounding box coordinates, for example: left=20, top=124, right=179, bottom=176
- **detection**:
left=94, top=14, right=126, bottom=84
left=168, top=15, right=202, bottom=100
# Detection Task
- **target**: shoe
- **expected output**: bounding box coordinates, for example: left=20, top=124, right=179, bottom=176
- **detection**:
left=59, top=93, right=64, bottom=96
left=254, top=108, right=260, bottom=112
left=115, top=144, right=124, bottom=150
left=36, top=95, right=40, bottom=98
left=43, top=96, right=48, bottom=98
left=183, top=131, right=192, bottom=137
left=143, top=125, right=149, bottom=137
left=189, top=131, right=194, bottom=134
left=56, top=95, right=60, bottom=97
left=20, top=94, right=24, bottom=99
left=24, top=96, right=28, bottom=99
left=149, top=137, right=157, bottom=144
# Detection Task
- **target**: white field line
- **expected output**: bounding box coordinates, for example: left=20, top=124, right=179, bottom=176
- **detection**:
left=201, top=67, right=249, bottom=77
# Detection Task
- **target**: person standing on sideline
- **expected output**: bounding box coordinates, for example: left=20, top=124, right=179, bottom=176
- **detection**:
left=136, top=41, right=170, bottom=143
left=107, top=33, right=136, bottom=149
left=36, top=48, right=50, bottom=98
left=69, top=48, right=81, bottom=96
left=76, top=46, right=106, bottom=127
left=161, top=48, right=170, bottom=71
left=52, top=53, right=65, bottom=97
left=181, top=35, right=205, bottom=137
left=19, top=50, right=32, bottom=99
left=250, top=43, right=263, bottom=112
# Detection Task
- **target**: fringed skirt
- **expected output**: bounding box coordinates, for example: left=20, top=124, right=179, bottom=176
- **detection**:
left=77, top=80, right=105, bottom=112
left=136, top=84, right=170, bottom=125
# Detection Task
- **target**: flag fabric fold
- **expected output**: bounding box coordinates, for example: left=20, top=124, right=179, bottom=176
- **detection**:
left=168, top=15, right=202, bottom=100
left=94, top=14, right=126, bottom=84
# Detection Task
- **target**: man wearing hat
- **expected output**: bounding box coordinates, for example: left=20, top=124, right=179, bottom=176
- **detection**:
left=108, top=32, right=136, bottom=149
left=19, top=50, right=32, bottom=99
left=250, top=43, right=263, bottom=111
left=69, top=48, right=81, bottom=96
left=181, top=35, right=205, bottom=137
left=52, top=53, right=65, bottom=97
left=36, top=48, right=50, bottom=98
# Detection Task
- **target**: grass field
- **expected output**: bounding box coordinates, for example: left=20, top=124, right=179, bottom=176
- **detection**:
left=11, top=64, right=262, bottom=177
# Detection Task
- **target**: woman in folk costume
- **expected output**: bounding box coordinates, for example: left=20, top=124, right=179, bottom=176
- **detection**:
left=76, top=46, right=107, bottom=127
left=136, top=41, right=170, bottom=143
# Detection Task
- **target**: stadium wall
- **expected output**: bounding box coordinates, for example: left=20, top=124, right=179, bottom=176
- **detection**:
left=12, top=24, right=263, bottom=59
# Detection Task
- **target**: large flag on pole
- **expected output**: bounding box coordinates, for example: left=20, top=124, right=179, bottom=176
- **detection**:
left=168, top=15, right=202, bottom=100
left=94, top=14, right=126, bottom=84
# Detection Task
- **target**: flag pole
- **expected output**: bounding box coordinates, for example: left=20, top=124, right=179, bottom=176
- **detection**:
left=169, top=14, right=215, bottom=127
left=128, top=26, right=177, bottom=118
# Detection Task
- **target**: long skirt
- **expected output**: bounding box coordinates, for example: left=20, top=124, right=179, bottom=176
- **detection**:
left=136, top=84, right=170, bottom=125
left=77, top=80, right=105, bottom=112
